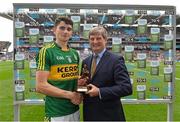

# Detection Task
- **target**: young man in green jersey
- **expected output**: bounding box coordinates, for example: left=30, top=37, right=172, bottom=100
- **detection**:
left=36, top=16, right=82, bottom=121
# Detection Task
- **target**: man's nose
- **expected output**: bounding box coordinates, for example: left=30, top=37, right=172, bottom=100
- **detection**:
left=64, top=29, right=69, bottom=33
left=93, top=39, right=98, bottom=43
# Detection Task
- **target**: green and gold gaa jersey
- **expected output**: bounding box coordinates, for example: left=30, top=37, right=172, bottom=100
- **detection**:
left=36, top=42, right=79, bottom=117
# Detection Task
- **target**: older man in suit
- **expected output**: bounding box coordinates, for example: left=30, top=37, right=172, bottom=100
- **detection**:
left=79, top=26, right=132, bottom=121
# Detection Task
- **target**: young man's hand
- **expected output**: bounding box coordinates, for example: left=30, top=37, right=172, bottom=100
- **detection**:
left=70, top=92, right=83, bottom=105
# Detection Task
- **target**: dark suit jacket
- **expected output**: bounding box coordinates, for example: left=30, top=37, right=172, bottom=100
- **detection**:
left=82, top=50, right=132, bottom=121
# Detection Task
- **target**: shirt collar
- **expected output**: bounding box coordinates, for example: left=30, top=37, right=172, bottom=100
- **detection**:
left=54, top=42, right=70, bottom=49
left=93, top=48, right=106, bottom=58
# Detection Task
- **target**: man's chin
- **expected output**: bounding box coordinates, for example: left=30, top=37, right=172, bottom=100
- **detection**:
left=92, top=49, right=100, bottom=53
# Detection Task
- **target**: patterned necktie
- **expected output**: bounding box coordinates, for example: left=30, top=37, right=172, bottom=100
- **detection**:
left=91, top=54, right=98, bottom=78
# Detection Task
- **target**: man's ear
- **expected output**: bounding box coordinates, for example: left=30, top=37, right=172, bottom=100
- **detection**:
left=105, top=39, right=108, bottom=44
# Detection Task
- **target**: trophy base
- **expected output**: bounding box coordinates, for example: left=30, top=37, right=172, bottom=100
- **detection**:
left=77, top=86, right=88, bottom=92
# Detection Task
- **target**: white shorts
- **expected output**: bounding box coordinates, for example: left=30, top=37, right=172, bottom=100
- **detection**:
left=51, top=110, right=80, bottom=122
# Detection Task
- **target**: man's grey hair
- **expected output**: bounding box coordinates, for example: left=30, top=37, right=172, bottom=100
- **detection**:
left=88, top=26, right=108, bottom=40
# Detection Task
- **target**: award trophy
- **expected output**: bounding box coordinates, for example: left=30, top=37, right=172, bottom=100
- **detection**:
left=77, top=64, right=90, bottom=92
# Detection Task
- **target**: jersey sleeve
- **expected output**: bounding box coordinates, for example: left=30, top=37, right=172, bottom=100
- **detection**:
left=36, top=47, right=50, bottom=71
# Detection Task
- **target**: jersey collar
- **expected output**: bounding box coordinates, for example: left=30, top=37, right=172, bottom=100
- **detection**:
left=54, top=42, right=70, bottom=50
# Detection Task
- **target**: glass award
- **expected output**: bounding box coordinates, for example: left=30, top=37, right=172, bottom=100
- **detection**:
left=150, top=28, right=160, bottom=42
left=112, top=37, right=122, bottom=53
left=29, top=60, right=37, bottom=77
left=164, top=73, right=172, bottom=82
left=43, top=36, right=54, bottom=46
left=14, top=60, right=24, bottom=69
left=15, top=80, right=25, bottom=101
left=164, top=41, right=173, bottom=50
left=125, top=52, right=133, bottom=61
left=83, top=24, right=93, bottom=39
left=14, top=53, right=25, bottom=70
left=16, top=91, right=24, bottom=100
left=71, top=16, right=81, bottom=33
left=29, top=28, right=39, bottom=44
left=29, top=35, right=39, bottom=44
left=125, top=46, right=134, bottom=61
left=77, top=64, right=90, bottom=92
left=164, top=35, right=173, bottom=50
left=137, top=19, right=147, bottom=35
left=15, top=28, right=24, bottom=37
left=138, top=91, right=146, bottom=100
left=151, top=67, right=159, bottom=75
left=164, top=67, right=172, bottom=82
left=137, top=60, right=146, bottom=68
left=137, top=53, right=146, bottom=68
left=137, top=85, right=146, bottom=100
left=150, top=60, right=159, bottom=75
left=125, top=10, right=134, bottom=24
left=57, top=8, right=67, bottom=16
left=30, top=68, right=36, bottom=77
left=15, top=22, right=25, bottom=37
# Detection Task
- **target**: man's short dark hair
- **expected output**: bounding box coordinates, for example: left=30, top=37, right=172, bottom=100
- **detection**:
left=54, top=16, right=73, bottom=27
